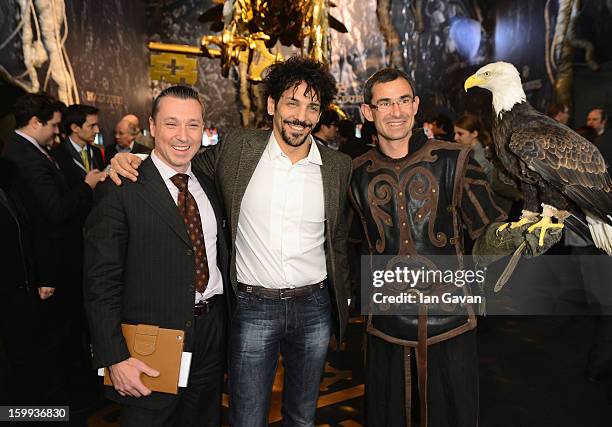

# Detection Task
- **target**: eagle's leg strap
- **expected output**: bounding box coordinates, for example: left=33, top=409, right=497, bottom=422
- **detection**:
left=497, top=210, right=539, bottom=232
left=527, top=204, right=565, bottom=246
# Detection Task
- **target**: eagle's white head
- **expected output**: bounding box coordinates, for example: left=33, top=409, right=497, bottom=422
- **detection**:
left=464, top=62, right=526, bottom=117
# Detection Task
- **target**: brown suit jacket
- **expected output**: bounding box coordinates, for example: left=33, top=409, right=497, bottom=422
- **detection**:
left=192, top=128, right=352, bottom=338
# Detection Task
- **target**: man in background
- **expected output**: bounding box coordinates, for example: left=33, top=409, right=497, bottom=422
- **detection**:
left=587, top=108, right=612, bottom=168
left=105, top=118, right=151, bottom=165
left=1, top=93, right=105, bottom=402
left=53, top=104, right=104, bottom=188
left=51, top=104, right=106, bottom=392
left=424, top=112, right=453, bottom=141
left=122, top=113, right=154, bottom=150
left=312, top=108, right=340, bottom=149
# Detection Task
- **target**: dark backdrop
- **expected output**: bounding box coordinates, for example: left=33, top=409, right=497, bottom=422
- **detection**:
left=0, top=0, right=150, bottom=146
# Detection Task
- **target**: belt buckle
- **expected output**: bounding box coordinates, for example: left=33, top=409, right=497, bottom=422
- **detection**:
left=279, top=289, right=292, bottom=300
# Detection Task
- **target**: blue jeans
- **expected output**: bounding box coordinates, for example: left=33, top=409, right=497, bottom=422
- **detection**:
left=229, top=286, right=332, bottom=427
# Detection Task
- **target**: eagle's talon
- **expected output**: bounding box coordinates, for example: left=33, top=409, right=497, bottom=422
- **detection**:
left=497, top=216, right=536, bottom=233
left=509, top=217, right=535, bottom=229
left=527, top=216, right=564, bottom=246
left=497, top=223, right=510, bottom=233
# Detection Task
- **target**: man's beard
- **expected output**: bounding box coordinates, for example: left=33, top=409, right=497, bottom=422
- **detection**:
left=280, top=119, right=312, bottom=147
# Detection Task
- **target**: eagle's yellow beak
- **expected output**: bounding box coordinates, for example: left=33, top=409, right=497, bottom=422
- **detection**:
left=464, top=74, right=483, bottom=92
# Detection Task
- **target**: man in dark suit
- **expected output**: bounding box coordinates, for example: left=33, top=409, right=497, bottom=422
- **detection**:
left=52, top=104, right=105, bottom=189
left=1, top=93, right=106, bottom=402
left=51, top=104, right=106, bottom=387
left=109, top=56, right=352, bottom=427
left=104, top=118, right=151, bottom=165
left=0, top=158, right=37, bottom=404
left=85, top=86, right=229, bottom=427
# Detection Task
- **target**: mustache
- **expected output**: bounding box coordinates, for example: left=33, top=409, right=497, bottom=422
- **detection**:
left=284, top=119, right=312, bottom=129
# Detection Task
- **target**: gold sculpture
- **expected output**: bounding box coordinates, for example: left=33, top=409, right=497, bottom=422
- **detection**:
left=544, top=0, right=599, bottom=110
left=148, top=0, right=346, bottom=127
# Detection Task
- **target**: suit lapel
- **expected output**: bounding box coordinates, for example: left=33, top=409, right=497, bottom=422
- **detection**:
left=14, top=132, right=60, bottom=170
left=229, top=131, right=269, bottom=242
left=64, top=140, right=87, bottom=175
left=319, top=147, right=340, bottom=232
left=137, top=158, right=191, bottom=247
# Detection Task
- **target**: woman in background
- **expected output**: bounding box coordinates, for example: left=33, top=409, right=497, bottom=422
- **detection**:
left=453, top=114, right=494, bottom=181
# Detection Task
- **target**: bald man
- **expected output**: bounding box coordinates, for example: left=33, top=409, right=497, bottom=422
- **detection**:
left=122, top=114, right=154, bottom=150
left=105, top=119, right=151, bottom=166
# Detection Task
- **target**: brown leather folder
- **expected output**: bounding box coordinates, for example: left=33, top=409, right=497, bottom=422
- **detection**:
left=104, top=324, right=185, bottom=394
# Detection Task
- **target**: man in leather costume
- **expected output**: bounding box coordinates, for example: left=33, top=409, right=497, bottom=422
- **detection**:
left=350, top=68, right=561, bottom=426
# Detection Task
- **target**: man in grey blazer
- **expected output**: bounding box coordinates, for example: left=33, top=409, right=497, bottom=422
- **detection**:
left=85, top=86, right=230, bottom=426
left=110, top=56, right=352, bottom=426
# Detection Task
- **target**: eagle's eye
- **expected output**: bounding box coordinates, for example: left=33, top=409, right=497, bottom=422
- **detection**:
left=484, top=71, right=491, bottom=77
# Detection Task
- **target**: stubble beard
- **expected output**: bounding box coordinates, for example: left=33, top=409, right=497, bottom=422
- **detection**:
left=280, top=124, right=311, bottom=148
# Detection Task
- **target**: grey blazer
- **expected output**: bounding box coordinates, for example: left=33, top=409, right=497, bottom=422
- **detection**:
left=192, top=128, right=352, bottom=338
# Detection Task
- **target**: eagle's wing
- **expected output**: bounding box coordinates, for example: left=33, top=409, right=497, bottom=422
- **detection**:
left=508, top=123, right=612, bottom=222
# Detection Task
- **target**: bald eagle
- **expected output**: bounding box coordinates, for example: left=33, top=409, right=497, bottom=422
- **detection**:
left=464, top=61, right=612, bottom=255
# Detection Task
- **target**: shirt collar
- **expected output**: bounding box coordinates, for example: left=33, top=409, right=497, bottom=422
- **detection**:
left=117, top=141, right=135, bottom=153
left=15, top=130, right=40, bottom=147
left=69, top=137, right=86, bottom=153
left=266, top=132, right=323, bottom=166
left=150, top=150, right=194, bottom=182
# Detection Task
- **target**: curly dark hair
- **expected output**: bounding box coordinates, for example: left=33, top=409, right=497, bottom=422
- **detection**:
left=263, top=56, right=337, bottom=109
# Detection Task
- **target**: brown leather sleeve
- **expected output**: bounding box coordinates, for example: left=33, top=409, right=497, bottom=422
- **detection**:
left=459, top=158, right=507, bottom=240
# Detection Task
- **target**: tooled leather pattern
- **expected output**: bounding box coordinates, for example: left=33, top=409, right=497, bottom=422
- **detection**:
left=351, top=140, right=465, bottom=257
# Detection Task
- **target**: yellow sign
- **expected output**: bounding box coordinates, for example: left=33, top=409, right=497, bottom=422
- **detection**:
left=149, top=52, right=198, bottom=85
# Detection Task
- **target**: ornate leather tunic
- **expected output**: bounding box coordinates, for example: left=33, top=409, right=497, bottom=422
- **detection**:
left=350, top=131, right=505, bottom=259
left=351, top=131, right=507, bottom=341
left=351, top=130, right=507, bottom=427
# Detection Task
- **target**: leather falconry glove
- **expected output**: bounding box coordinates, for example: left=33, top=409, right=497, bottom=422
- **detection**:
left=473, top=221, right=562, bottom=292
left=473, top=221, right=561, bottom=266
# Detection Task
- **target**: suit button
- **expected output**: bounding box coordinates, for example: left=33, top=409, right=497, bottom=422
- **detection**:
left=185, top=320, right=192, bottom=328
left=186, top=249, right=193, bottom=256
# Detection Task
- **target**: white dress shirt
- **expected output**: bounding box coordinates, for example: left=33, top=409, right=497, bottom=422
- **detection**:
left=69, top=137, right=85, bottom=154
left=150, top=151, right=223, bottom=302
left=236, top=133, right=327, bottom=289
left=117, top=141, right=135, bottom=154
